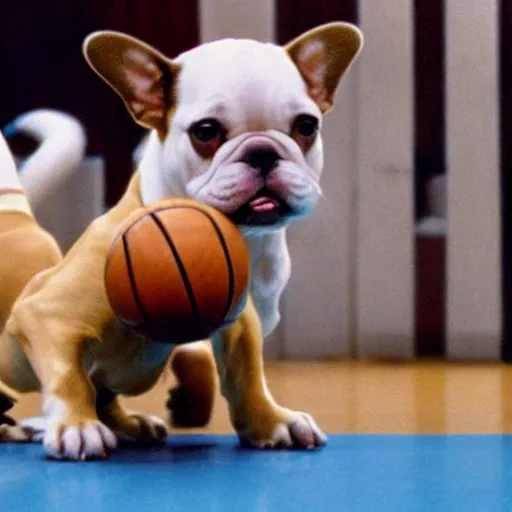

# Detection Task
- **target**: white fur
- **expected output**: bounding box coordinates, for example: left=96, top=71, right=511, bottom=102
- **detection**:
left=19, top=416, right=46, bottom=442
left=42, top=395, right=117, bottom=460
left=244, top=231, right=291, bottom=337
left=138, top=39, right=326, bottom=335
left=248, top=412, right=326, bottom=449
left=5, top=109, right=87, bottom=210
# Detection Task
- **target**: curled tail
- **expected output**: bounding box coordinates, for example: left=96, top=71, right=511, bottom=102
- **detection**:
left=4, top=109, right=87, bottom=211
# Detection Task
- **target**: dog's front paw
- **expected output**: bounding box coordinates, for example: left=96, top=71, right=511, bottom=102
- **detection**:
left=115, top=413, right=168, bottom=445
left=44, top=419, right=117, bottom=461
left=236, top=407, right=327, bottom=450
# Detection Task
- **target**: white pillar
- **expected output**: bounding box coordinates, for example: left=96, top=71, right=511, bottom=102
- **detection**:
left=445, top=0, right=502, bottom=359
left=355, top=0, right=415, bottom=358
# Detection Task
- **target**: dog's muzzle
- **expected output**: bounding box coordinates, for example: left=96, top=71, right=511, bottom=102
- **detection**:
left=229, top=146, right=294, bottom=227
left=187, top=131, right=318, bottom=230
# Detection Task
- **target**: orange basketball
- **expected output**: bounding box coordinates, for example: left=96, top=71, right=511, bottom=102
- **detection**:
left=104, top=198, right=250, bottom=342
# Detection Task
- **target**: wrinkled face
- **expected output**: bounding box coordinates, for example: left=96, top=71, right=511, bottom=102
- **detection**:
left=160, top=40, right=324, bottom=233
left=83, top=24, right=363, bottom=235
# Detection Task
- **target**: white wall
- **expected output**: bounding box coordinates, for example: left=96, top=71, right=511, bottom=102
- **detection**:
left=355, top=0, right=415, bottom=359
left=445, top=0, right=502, bottom=359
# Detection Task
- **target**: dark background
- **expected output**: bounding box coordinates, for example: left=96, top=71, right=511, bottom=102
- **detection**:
left=0, top=1, right=199, bottom=204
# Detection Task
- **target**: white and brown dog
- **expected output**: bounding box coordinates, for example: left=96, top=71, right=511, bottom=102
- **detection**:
left=0, top=22, right=363, bottom=460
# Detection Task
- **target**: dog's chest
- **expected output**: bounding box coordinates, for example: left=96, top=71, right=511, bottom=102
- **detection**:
left=244, top=232, right=290, bottom=335
left=246, top=231, right=289, bottom=286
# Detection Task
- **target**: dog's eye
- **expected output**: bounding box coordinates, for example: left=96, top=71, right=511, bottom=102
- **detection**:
left=191, top=120, right=223, bottom=142
left=291, top=115, right=319, bottom=152
left=189, top=119, right=226, bottom=158
left=294, top=115, right=318, bottom=138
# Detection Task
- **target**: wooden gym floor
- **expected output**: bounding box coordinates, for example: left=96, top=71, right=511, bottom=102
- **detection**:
left=9, top=359, right=512, bottom=433
left=5, top=361, right=512, bottom=511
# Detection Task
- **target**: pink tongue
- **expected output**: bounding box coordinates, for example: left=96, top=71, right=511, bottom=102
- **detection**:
left=249, top=196, right=278, bottom=212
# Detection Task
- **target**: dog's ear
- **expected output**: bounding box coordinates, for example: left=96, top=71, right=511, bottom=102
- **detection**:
left=83, top=31, right=180, bottom=135
left=285, top=22, right=363, bottom=114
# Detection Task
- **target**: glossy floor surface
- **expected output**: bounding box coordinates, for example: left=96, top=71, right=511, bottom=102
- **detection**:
left=4, top=361, right=512, bottom=511
left=11, top=360, right=512, bottom=434
left=2, top=434, right=511, bottom=511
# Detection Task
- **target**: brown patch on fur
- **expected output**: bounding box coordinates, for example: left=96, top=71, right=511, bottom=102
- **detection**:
left=189, top=134, right=223, bottom=160
left=83, top=31, right=181, bottom=137
left=0, top=189, right=24, bottom=196
left=291, top=120, right=317, bottom=154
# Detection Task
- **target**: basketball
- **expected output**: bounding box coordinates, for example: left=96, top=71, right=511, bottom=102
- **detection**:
left=104, top=198, right=250, bottom=342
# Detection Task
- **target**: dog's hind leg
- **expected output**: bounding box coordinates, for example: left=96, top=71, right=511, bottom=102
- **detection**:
left=167, top=341, right=216, bottom=428
left=0, top=132, right=62, bottom=440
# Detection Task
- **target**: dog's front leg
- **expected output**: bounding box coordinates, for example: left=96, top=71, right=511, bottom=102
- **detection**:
left=12, top=320, right=117, bottom=460
left=212, top=297, right=326, bottom=449
left=41, top=342, right=117, bottom=460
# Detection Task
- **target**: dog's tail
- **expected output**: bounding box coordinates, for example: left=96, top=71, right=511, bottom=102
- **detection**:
left=3, top=109, right=87, bottom=211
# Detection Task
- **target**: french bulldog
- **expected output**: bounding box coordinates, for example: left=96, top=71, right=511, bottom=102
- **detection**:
left=0, top=22, right=363, bottom=460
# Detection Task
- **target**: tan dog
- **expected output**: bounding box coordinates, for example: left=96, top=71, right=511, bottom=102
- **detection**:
left=0, top=22, right=363, bottom=460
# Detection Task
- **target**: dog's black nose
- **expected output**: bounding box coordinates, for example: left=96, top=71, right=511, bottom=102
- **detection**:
left=244, top=149, right=279, bottom=175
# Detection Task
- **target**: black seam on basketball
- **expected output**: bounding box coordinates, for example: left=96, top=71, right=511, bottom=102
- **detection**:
left=149, top=212, right=201, bottom=324
left=192, top=209, right=236, bottom=320
left=122, top=233, right=149, bottom=324
left=148, top=205, right=237, bottom=319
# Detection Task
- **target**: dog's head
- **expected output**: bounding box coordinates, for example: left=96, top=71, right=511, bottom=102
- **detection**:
left=83, top=23, right=362, bottom=234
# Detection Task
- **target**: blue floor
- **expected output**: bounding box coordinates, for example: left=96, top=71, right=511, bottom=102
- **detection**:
left=1, top=434, right=512, bottom=511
